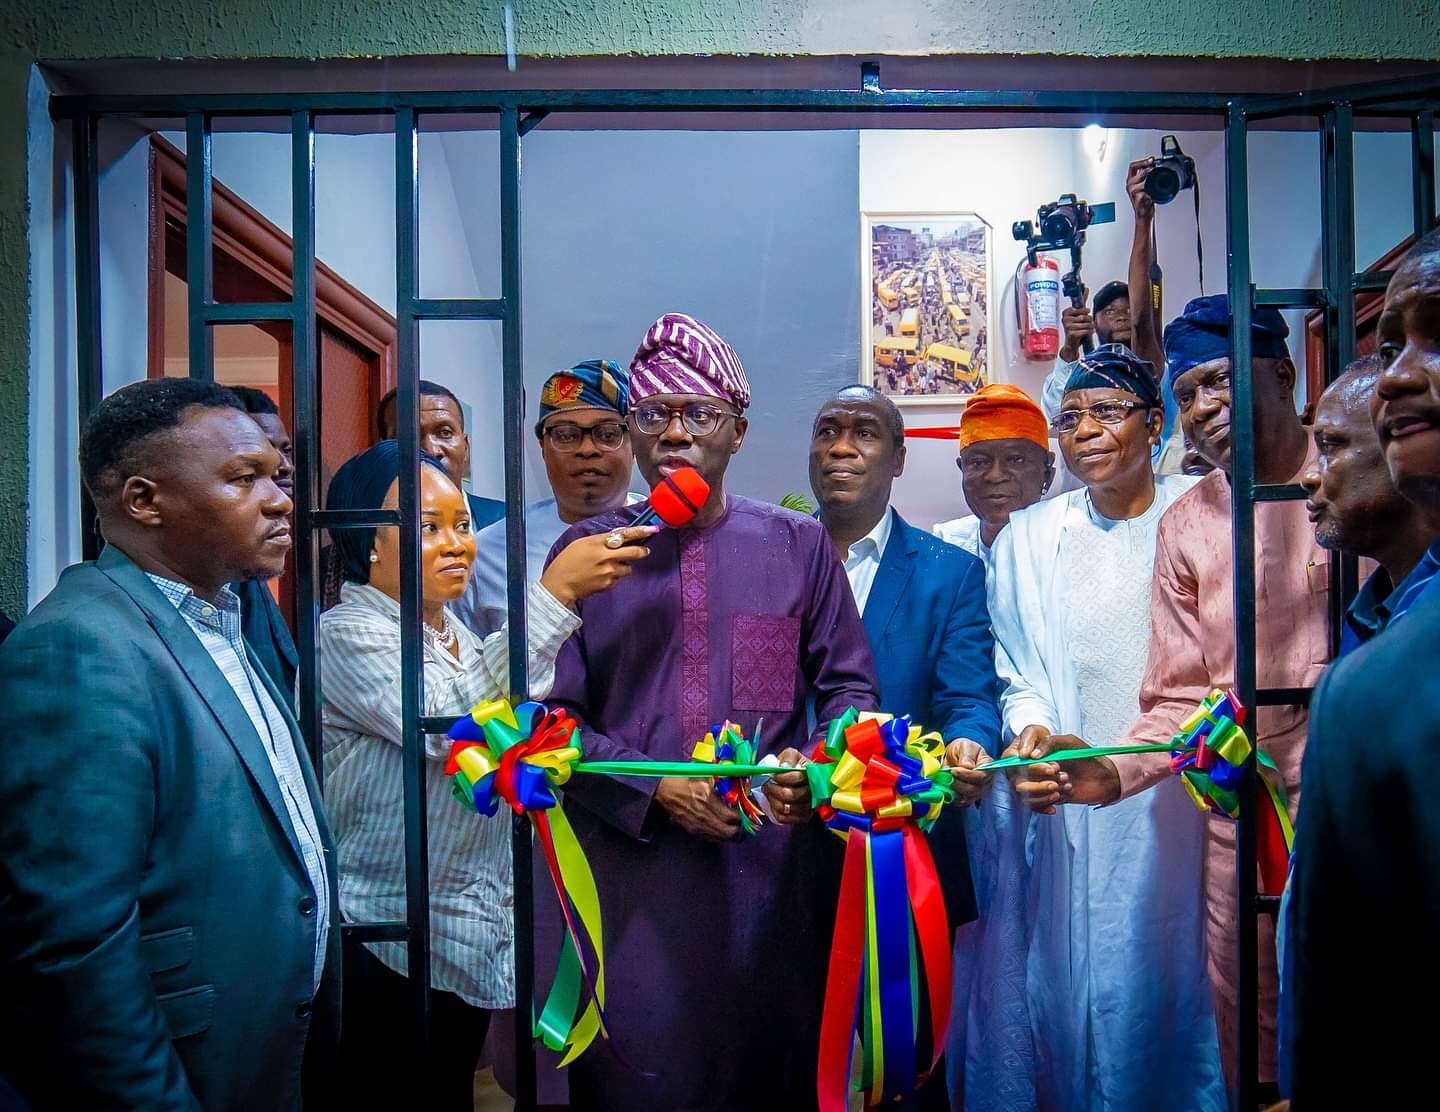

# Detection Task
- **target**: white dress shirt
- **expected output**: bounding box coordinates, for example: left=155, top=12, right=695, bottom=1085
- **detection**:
left=841, top=507, right=894, bottom=615
left=319, top=579, right=580, bottom=1008
left=932, top=513, right=989, bottom=566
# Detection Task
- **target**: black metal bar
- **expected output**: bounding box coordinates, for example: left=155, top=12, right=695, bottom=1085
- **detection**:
left=1414, top=109, right=1437, bottom=238
left=340, top=921, right=410, bottom=942
left=72, top=113, right=104, bottom=561
left=185, top=113, right=214, bottom=381
left=518, top=110, right=549, bottom=136
left=1322, top=102, right=1363, bottom=717
left=1246, top=72, right=1440, bottom=117
left=1322, top=104, right=1358, bottom=390
left=500, top=103, right=537, bottom=1112
left=1254, top=288, right=1326, bottom=308
left=1254, top=687, right=1314, bottom=707
left=1251, top=483, right=1308, bottom=503
left=1256, top=896, right=1282, bottom=917
left=50, top=86, right=1238, bottom=119
left=201, top=301, right=295, bottom=323
left=1337, top=551, right=1361, bottom=651
left=412, top=297, right=507, bottom=321
left=1224, top=101, right=1260, bottom=1112
left=291, top=109, right=321, bottom=774
left=395, top=104, right=432, bottom=1056
left=311, top=508, right=403, bottom=529
left=1352, top=270, right=1396, bottom=293
left=419, top=715, right=460, bottom=735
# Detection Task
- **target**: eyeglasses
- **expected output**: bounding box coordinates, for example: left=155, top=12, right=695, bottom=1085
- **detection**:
left=540, top=420, right=628, bottom=453
left=629, top=402, right=734, bottom=438
left=1049, top=399, right=1149, bottom=434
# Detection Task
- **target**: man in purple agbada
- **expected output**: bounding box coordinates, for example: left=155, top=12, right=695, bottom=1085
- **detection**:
left=538, top=312, right=880, bottom=1109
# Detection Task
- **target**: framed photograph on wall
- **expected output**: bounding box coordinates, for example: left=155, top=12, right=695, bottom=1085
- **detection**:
left=860, top=212, right=993, bottom=405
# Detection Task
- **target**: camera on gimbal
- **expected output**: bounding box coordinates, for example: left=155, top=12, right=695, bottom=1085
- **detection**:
left=1012, top=194, right=1117, bottom=258
left=1143, top=135, right=1197, bottom=205
left=1013, top=194, right=1116, bottom=348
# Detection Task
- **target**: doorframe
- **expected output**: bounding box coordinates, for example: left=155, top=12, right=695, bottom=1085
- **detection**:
left=146, top=134, right=396, bottom=392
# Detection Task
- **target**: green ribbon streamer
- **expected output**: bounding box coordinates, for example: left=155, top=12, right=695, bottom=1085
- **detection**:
left=574, top=760, right=788, bottom=778
left=534, top=930, right=582, bottom=1053
left=974, top=742, right=1176, bottom=773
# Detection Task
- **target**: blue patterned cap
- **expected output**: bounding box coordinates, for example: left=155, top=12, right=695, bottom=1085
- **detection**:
left=536, top=359, right=630, bottom=431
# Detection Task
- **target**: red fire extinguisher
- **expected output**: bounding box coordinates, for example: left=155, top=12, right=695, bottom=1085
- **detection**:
left=1016, top=255, right=1061, bottom=359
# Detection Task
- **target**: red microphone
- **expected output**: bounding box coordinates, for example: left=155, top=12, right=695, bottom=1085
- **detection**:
left=630, top=466, right=710, bottom=528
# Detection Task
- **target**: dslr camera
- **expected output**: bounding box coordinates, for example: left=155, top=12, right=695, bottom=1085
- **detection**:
left=1143, top=135, right=1197, bottom=205
left=1012, top=193, right=1117, bottom=258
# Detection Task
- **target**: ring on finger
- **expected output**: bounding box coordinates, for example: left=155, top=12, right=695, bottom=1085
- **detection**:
left=605, top=530, right=625, bottom=550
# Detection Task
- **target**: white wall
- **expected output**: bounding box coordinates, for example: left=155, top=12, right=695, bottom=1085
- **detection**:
left=26, top=66, right=77, bottom=606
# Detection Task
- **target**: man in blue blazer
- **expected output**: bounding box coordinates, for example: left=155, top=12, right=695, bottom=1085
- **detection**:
left=810, top=385, right=1000, bottom=1108
left=0, top=379, right=339, bottom=1110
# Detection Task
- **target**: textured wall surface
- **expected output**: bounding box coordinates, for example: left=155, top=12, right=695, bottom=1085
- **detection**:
left=8, top=1, right=1440, bottom=61
left=3, top=0, right=1439, bottom=611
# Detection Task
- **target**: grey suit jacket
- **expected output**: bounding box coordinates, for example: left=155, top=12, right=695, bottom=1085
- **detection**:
left=0, top=547, right=340, bottom=1110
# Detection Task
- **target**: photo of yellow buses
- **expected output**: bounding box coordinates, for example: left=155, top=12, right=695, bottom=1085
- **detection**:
left=866, top=214, right=990, bottom=401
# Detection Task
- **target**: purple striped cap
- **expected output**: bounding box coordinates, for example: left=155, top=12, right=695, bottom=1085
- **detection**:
left=628, top=312, right=751, bottom=412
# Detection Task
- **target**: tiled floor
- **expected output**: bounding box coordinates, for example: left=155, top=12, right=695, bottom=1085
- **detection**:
left=473, top=1067, right=512, bottom=1110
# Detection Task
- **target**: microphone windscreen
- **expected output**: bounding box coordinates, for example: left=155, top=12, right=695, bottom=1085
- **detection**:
left=650, top=466, right=710, bottom=527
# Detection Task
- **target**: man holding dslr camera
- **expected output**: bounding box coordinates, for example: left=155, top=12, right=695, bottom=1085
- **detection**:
left=1040, top=155, right=1185, bottom=471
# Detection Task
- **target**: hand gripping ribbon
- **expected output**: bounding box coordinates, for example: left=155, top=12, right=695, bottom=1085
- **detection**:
left=806, top=708, right=955, bottom=1112
left=445, top=699, right=610, bottom=1065
left=1168, top=688, right=1294, bottom=896
left=690, top=720, right=768, bottom=836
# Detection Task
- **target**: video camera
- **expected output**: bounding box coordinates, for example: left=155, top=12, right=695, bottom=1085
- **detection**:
left=1013, top=195, right=1116, bottom=352
left=1012, top=194, right=1117, bottom=262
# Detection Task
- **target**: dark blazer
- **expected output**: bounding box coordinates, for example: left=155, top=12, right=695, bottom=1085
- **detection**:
left=861, top=511, right=1002, bottom=931
left=0, top=546, right=340, bottom=1111
left=467, top=491, right=507, bottom=531
left=235, top=578, right=299, bottom=710
left=1287, top=588, right=1440, bottom=1106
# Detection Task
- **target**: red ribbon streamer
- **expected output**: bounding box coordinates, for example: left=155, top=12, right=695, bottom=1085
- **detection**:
left=817, top=828, right=870, bottom=1112
left=903, top=824, right=951, bottom=1079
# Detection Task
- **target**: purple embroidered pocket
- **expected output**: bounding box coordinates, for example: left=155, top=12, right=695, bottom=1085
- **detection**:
left=731, top=613, right=801, bottom=712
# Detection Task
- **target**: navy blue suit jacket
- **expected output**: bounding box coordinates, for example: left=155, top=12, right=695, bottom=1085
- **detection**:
left=1288, top=588, right=1440, bottom=1105
left=861, top=511, right=1001, bottom=931
left=235, top=578, right=299, bottom=710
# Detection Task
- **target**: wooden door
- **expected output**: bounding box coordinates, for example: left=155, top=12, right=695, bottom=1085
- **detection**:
left=148, top=134, right=397, bottom=627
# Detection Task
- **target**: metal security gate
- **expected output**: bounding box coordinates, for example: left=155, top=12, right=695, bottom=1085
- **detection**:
left=1224, top=78, right=1439, bottom=1105
left=52, top=70, right=1440, bottom=1109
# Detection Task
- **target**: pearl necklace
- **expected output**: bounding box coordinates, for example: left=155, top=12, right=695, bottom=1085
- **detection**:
left=424, top=611, right=458, bottom=653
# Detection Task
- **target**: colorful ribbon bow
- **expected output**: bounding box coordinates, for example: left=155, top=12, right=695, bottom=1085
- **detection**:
left=445, top=699, right=609, bottom=1066
left=806, top=708, right=954, bottom=1112
left=1168, top=688, right=1294, bottom=897
left=690, top=720, right=768, bottom=836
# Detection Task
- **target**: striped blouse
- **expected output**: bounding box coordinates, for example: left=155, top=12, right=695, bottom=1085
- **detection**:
left=318, top=580, right=580, bottom=1008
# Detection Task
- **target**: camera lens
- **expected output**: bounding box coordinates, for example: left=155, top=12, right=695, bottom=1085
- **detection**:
left=1041, top=210, right=1076, bottom=243
left=1145, top=165, right=1181, bottom=205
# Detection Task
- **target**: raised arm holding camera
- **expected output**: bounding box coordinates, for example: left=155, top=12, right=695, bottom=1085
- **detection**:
left=1040, top=160, right=1166, bottom=420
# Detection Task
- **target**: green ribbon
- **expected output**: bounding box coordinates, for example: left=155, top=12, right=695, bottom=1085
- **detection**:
left=974, top=742, right=1176, bottom=773
left=573, top=760, right=786, bottom=778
